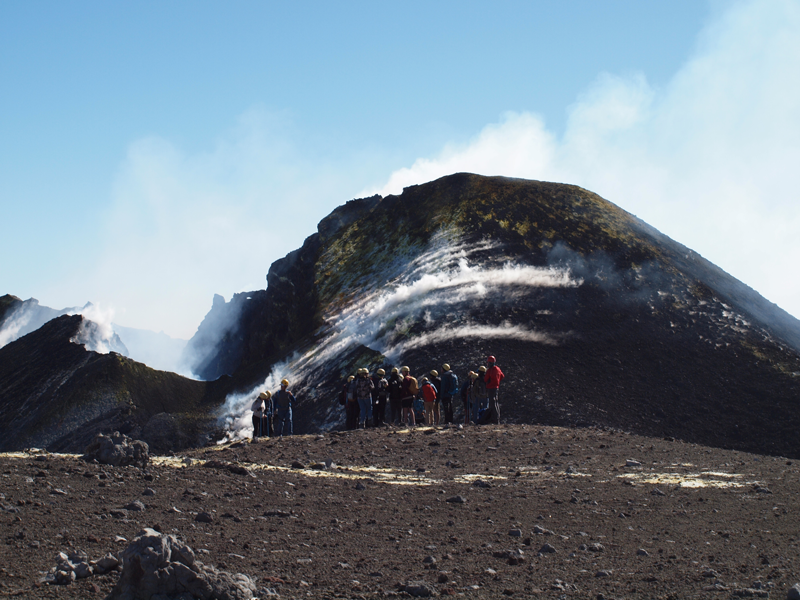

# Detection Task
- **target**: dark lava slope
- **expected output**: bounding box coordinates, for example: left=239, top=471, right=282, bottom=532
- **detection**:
left=0, top=315, right=230, bottom=453
left=188, top=174, right=800, bottom=458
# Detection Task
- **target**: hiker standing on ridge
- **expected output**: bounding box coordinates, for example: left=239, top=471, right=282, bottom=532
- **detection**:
left=463, top=371, right=477, bottom=424
left=387, top=367, right=404, bottom=425
left=372, top=368, right=389, bottom=426
left=400, top=366, right=419, bottom=427
left=340, top=375, right=357, bottom=430
left=251, top=391, right=269, bottom=439
left=470, top=370, right=488, bottom=424
left=346, top=375, right=359, bottom=430
left=484, top=355, right=505, bottom=424
left=273, top=379, right=296, bottom=437
left=439, top=364, right=458, bottom=424
left=420, top=376, right=438, bottom=425
left=429, top=370, right=442, bottom=425
left=263, top=390, right=274, bottom=437
left=471, top=365, right=488, bottom=423
left=355, top=368, right=374, bottom=429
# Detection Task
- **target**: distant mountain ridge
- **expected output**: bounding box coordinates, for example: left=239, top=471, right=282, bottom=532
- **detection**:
left=0, top=294, right=189, bottom=372
left=0, top=314, right=229, bottom=453
left=0, top=295, right=97, bottom=349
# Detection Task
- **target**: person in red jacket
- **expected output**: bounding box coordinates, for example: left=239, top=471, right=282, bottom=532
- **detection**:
left=484, top=355, right=505, bottom=424
left=420, top=377, right=438, bottom=425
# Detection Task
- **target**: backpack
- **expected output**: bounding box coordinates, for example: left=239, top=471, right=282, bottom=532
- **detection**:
left=356, top=376, right=372, bottom=398
left=407, top=376, right=419, bottom=396
left=388, top=377, right=403, bottom=400
left=338, top=384, right=347, bottom=406
left=377, top=378, right=389, bottom=399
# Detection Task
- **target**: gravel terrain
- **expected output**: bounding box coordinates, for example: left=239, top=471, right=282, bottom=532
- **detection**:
left=1, top=423, right=798, bottom=599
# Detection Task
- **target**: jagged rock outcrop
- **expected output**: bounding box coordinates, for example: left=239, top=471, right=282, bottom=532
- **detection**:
left=106, top=528, right=256, bottom=600
left=0, top=294, right=22, bottom=324
left=182, top=235, right=322, bottom=383
left=83, top=431, right=150, bottom=467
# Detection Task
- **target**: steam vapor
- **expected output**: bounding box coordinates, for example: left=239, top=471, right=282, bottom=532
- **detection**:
left=68, top=304, right=127, bottom=355
left=216, top=231, right=582, bottom=438
left=0, top=300, right=126, bottom=355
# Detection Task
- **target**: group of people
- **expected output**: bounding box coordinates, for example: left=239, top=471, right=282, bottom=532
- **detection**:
left=339, top=355, right=505, bottom=429
left=250, top=378, right=296, bottom=438
left=249, top=356, right=506, bottom=439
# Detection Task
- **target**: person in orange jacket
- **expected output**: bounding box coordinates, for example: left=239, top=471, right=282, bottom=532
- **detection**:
left=484, top=355, right=505, bottom=424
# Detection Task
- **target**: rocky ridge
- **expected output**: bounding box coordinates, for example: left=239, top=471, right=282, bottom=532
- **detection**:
left=0, top=315, right=231, bottom=453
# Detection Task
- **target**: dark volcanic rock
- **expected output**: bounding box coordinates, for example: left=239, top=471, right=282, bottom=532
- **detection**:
left=0, top=294, right=23, bottom=325
left=83, top=432, right=150, bottom=467
left=141, top=412, right=190, bottom=454
left=0, top=315, right=231, bottom=453
left=106, top=528, right=255, bottom=599
left=186, top=174, right=800, bottom=458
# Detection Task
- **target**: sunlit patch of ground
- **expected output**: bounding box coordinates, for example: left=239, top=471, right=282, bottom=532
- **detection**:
left=453, top=473, right=509, bottom=483
left=0, top=446, right=761, bottom=490
left=617, top=470, right=761, bottom=488
left=0, top=450, right=80, bottom=459
left=253, top=463, right=436, bottom=486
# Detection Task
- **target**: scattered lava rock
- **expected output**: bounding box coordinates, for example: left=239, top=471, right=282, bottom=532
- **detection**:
left=83, top=431, right=149, bottom=467
left=1, top=424, right=799, bottom=599
left=105, top=528, right=256, bottom=599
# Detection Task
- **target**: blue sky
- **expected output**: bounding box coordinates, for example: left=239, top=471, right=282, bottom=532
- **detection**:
left=3, top=0, right=799, bottom=339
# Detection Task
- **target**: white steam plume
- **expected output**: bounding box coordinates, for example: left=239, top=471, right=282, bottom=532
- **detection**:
left=0, top=309, right=34, bottom=348
left=315, top=231, right=580, bottom=365
left=0, top=299, right=127, bottom=356
left=68, top=304, right=126, bottom=355
left=215, top=359, right=295, bottom=442
left=214, top=230, right=581, bottom=437
left=389, top=322, right=557, bottom=359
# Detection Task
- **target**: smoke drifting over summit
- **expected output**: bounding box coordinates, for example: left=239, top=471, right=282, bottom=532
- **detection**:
left=67, top=304, right=127, bottom=355
left=0, top=298, right=189, bottom=372
left=0, top=299, right=123, bottom=355
left=368, top=0, right=800, bottom=320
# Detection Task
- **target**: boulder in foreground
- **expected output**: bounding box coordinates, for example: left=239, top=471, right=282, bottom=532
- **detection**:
left=83, top=432, right=149, bottom=468
left=106, top=528, right=256, bottom=600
